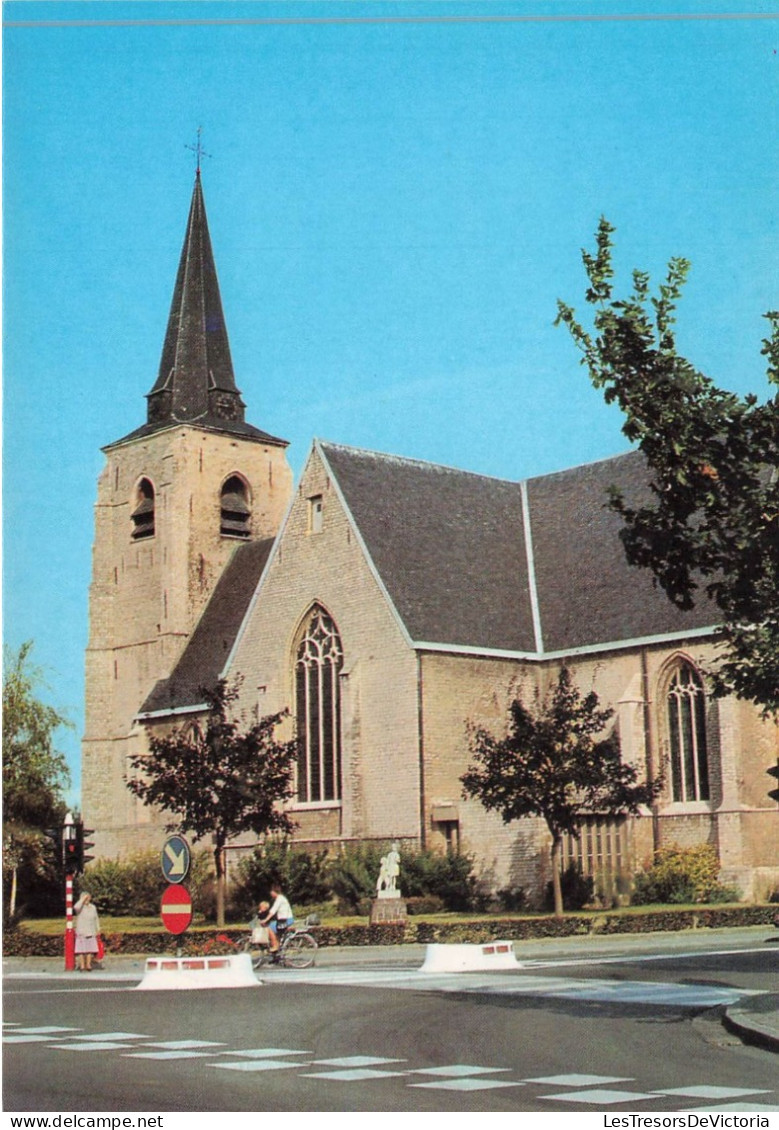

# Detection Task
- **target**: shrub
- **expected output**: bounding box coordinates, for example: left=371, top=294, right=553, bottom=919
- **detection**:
left=327, top=844, right=478, bottom=913
left=544, top=864, right=594, bottom=912
left=328, top=844, right=384, bottom=913
left=400, top=850, right=478, bottom=911
left=406, top=895, right=445, bottom=916
left=496, top=887, right=527, bottom=913
left=632, top=844, right=730, bottom=905
left=233, top=842, right=332, bottom=912
left=80, top=849, right=214, bottom=917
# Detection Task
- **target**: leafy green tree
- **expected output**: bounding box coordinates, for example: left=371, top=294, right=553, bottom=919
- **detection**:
left=2, top=641, right=72, bottom=915
left=461, top=668, right=661, bottom=917
left=127, top=680, right=298, bottom=925
left=556, top=219, right=779, bottom=714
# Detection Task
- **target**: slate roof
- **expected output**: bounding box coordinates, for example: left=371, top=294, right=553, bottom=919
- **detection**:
left=319, top=442, right=718, bottom=655
left=139, top=538, right=273, bottom=715
left=139, top=442, right=719, bottom=716
left=526, top=452, right=716, bottom=652
left=110, top=173, right=286, bottom=450
left=320, top=443, right=535, bottom=652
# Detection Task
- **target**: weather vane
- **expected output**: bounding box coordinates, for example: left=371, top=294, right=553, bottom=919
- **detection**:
left=185, top=127, right=212, bottom=174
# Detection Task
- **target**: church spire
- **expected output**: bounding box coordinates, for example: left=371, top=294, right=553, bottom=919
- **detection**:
left=145, top=170, right=246, bottom=432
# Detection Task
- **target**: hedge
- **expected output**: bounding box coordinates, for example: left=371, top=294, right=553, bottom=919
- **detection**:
left=4, top=904, right=775, bottom=955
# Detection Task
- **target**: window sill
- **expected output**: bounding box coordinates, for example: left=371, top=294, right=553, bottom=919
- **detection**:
left=291, top=801, right=342, bottom=812
left=658, top=800, right=715, bottom=815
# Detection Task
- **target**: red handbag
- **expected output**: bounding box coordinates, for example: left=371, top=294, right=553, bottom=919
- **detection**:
left=96, top=935, right=105, bottom=961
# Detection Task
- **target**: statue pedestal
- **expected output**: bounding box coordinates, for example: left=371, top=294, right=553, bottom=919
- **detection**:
left=370, top=897, right=408, bottom=925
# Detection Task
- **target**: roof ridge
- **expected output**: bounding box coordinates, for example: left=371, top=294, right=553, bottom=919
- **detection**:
left=316, top=438, right=522, bottom=487
left=317, top=438, right=639, bottom=487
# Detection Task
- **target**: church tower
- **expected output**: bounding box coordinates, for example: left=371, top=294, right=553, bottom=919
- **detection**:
left=82, top=170, right=293, bottom=857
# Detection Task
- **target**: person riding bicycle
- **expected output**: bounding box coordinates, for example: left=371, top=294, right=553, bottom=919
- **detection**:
left=257, top=885, right=293, bottom=959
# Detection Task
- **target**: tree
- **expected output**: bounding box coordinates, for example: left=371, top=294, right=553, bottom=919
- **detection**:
left=2, top=641, right=72, bottom=915
left=556, top=219, right=779, bottom=715
left=127, top=680, right=298, bottom=926
left=460, top=668, right=661, bottom=917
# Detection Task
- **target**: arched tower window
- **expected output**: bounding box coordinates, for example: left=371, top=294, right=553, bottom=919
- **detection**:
left=131, top=478, right=155, bottom=540
left=295, top=606, right=343, bottom=804
left=666, top=662, right=710, bottom=802
left=220, top=475, right=251, bottom=538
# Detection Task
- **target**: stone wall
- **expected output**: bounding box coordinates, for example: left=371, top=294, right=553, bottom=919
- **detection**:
left=82, top=425, right=292, bottom=859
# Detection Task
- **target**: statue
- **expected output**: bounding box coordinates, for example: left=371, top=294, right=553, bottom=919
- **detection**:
left=376, top=841, right=401, bottom=899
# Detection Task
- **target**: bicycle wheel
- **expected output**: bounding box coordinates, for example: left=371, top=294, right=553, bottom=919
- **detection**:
left=240, top=936, right=268, bottom=971
left=281, top=932, right=317, bottom=969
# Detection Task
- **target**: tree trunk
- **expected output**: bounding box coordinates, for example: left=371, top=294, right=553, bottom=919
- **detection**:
left=551, top=835, right=564, bottom=919
left=9, top=866, right=18, bottom=918
left=214, top=843, right=226, bottom=928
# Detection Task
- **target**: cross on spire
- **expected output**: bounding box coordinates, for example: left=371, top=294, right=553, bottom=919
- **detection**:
left=185, top=127, right=211, bottom=175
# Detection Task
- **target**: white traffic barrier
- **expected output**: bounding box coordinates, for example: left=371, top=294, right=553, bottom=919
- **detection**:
left=136, top=952, right=260, bottom=990
left=419, top=941, right=521, bottom=973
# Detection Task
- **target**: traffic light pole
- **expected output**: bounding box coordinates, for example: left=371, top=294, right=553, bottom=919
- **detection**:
left=63, top=813, right=76, bottom=972
left=64, top=872, right=76, bottom=971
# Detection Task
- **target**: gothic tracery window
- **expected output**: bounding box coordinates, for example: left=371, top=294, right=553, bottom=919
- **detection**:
left=667, top=662, right=710, bottom=802
left=295, top=606, right=343, bottom=804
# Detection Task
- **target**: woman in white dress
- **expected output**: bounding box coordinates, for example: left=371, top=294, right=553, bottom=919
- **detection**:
left=74, top=893, right=100, bottom=971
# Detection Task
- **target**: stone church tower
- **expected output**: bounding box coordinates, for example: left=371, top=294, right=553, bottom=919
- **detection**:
left=82, top=170, right=293, bottom=857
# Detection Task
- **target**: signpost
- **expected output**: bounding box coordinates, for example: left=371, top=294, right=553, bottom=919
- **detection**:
left=160, top=883, right=193, bottom=935
left=161, top=836, right=193, bottom=949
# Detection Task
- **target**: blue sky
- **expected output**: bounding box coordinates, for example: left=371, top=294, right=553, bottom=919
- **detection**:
left=3, top=1, right=777, bottom=805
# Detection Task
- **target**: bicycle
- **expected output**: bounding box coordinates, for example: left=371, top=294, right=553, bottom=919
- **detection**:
left=241, top=914, right=319, bottom=970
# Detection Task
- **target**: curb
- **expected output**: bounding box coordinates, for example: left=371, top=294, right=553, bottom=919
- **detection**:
left=723, top=1005, right=779, bottom=1054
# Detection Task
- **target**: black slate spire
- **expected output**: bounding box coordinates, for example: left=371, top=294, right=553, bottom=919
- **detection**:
left=146, top=171, right=246, bottom=430
left=108, top=170, right=286, bottom=450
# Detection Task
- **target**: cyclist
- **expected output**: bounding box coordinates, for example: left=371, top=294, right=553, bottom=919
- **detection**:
left=257, top=885, right=293, bottom=960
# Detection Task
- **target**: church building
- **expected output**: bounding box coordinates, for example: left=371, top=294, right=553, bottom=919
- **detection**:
left=82, top=172, right=778, bottom=905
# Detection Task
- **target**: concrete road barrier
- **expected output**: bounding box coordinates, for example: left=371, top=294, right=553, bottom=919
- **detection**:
left=419, top=941, right=522, bottom=973
left=136, top=952, right=260, bottom=990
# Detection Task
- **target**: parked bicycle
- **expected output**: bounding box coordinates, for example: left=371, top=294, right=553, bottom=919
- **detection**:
left=241, top=913, right=319, bottom=970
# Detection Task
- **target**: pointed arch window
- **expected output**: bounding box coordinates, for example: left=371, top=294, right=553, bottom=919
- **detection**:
left=220, top=475, right=251, bottom=538
left=667, top=662, right=710, bottom=802
left=295, top=606, right=343, bottom=804
left=131, top=478, right=155, bottom=540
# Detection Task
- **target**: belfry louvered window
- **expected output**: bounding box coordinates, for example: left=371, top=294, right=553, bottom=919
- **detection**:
left=667, top=662, right=710, bottom=802
left=220, top=476, right=251, bottom=538
left=295, top=607, right=343, bottom=803
left=131, top=478, right=155, bottom=540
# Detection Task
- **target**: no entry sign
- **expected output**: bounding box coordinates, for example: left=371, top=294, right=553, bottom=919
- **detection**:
left=160, top=883, right=193, bottom=935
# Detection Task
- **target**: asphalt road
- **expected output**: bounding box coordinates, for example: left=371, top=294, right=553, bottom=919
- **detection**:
left=4, top=930, right=778, bottom=1114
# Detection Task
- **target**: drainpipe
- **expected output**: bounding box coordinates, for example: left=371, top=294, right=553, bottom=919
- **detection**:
left=641, top=648, right=660, bottom=854
left=416, top=652, right=427, bottom=850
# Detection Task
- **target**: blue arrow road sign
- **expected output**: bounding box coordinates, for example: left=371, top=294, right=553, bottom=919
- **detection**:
left=161, top=835, right=191, bottom=883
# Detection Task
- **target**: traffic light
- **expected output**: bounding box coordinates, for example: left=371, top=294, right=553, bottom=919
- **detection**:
left=62, top=822, right=96, bottom=873
left=768, top=762, right=779, bottom=804
left=77, top=825, right=96, bottom=870
left=43, top=827, right=63, bottom=868
left=63, top=824, right=80, bottom=873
